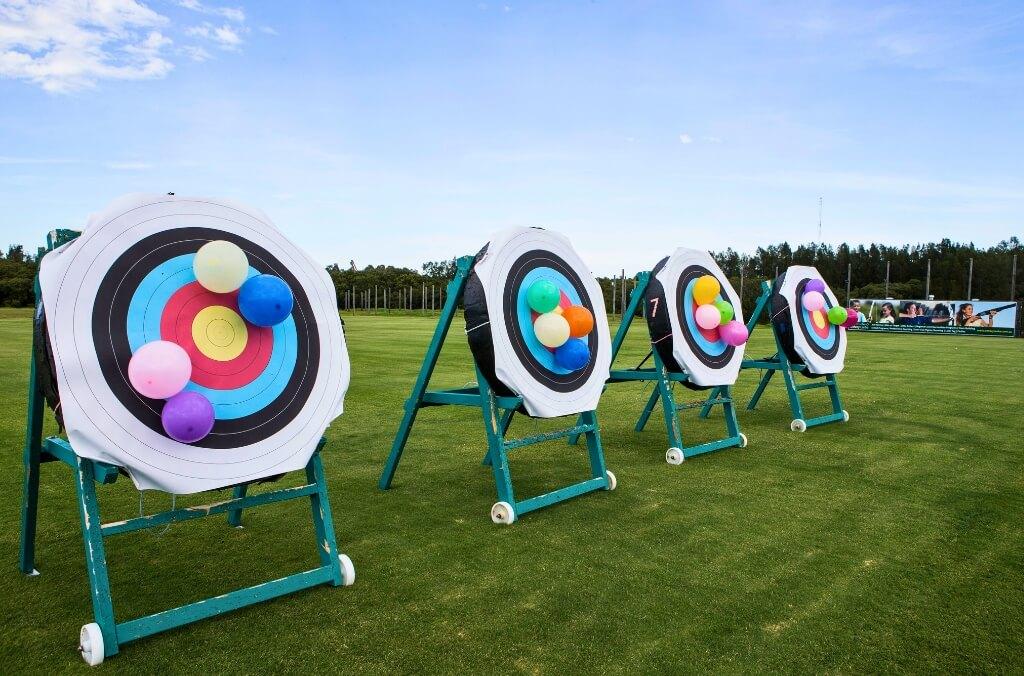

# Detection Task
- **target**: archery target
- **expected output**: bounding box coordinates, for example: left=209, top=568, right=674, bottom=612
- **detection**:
left=39, top=194, right=349, bottom=494
left=464, top=227, right=611, bottom=418
left=644, top=248, right=745, bottom=387
left=771, top=265, right=847, bottom=376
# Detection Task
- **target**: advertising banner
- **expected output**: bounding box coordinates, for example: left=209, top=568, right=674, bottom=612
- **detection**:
left=848, top=298, right=1019, bottom=337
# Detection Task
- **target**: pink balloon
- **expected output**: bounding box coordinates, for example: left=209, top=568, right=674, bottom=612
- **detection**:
left=128, top=341, right=192, bottom=399
left=719, top=320, right=749, bottom=346
left=842, top=307, right=859, bottom=329
left=802, top=290, right=825, bottom=312
left=695, top=303, right=722, bottom=330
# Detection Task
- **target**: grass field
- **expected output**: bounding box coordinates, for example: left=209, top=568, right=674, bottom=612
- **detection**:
left=0, top=309, right=1022, bottom=673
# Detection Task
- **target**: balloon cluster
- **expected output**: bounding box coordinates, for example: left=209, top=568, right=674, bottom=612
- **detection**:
left=526, top=279, right=594, bottom=371
left=800, top=279, right=857, bottom=329
left=126, top=241, right=295, bottom=443
left=692, top=275, right=748, bottom=347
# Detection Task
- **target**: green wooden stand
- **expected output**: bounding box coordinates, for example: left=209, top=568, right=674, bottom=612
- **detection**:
left=19, top=230, right=354, bottom=665
left=571, top=271, right=746, bottom=465
left=705, top=280, right=848, bottom=432
left=378, top=256, right=615, bottom=524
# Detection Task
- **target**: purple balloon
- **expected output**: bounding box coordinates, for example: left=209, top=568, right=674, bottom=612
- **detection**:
left=805, top=279, right=826, bottom=294
left=719, top=319, right=749, bottom=347
left=161, top=391, right=215, bottom=443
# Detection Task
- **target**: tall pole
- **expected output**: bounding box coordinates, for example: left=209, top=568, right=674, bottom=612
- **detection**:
left=739, top=263, right=745, bottom=304
left=925, top=259, right=931, bottom=299
left=885, top=261, right=890, bottom=298
left=422, top=282, right=426, bottom=313
left=846, top=263, right=852, bottom=304
left=967, top=257, right=974, bottom=299
left=611, top=280, right=617, bottom=315
left=1012, top=254, right=1018, bottom=299
left=620, top=269, right=626, bottom=317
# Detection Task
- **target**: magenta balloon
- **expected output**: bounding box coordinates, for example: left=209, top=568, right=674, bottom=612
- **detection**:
left=842, top=307, right=859, bottom=329
left=695, top=303, right=722, bottom=330
left=805, top=279, right=826, bottom=294
left=161, top=391, right=215, bottom=443
left=801, top=290, right=825, bottom=312
left=720, top=320, right=749, bottom=346
left=128, top=341, right=192, bottom=399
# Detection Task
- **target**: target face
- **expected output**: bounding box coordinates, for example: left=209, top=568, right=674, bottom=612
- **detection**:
left=39, top=194, right=349, bottom=494
left=772, top=265, right=846, bottom=375
left=645, top=248, right=745, bottom=387
left=465, top=227, right=610, bottom=418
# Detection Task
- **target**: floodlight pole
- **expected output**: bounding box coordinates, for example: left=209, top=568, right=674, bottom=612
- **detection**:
left=968, top=258, right=974, bottom=299
left=1012, top=254, right=1018, bottom=299
left=846, top=263, right=851, bottom=304
left=884, top=261, right=890, bottom=297
left=925, top=259, right=931, bottom=298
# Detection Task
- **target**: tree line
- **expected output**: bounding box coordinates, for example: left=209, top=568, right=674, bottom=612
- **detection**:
left=1, top=238, right=1019, bottom=312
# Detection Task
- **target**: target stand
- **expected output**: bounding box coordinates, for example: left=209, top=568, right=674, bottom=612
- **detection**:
left=574, top=269, right=747, bottom=464
left=379, top=255, right=615, bottom=525
left=714, top=279, right=849, bottom=432
left=20, top=217, right=354, bottom=664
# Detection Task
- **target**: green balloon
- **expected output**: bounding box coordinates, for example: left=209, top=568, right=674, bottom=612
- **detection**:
left=827, top=305, right=847, bottom=325
left=714, top=300, right=734, bottom=323
left=526, top=279, right=560, bottom=313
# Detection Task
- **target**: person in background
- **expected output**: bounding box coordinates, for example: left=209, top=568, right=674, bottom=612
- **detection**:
left=850, top=300, right=866, bottom=323
left=956, top=303, right=998, bottom=327
left=900, top=301, right=953, bottom=325
left=877, top=302, right=896, bottom=324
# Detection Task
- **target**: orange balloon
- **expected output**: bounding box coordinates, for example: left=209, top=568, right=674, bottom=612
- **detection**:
left=563, top=305, right=594, bottom=338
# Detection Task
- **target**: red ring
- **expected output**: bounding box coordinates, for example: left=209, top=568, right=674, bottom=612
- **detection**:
left=160, top=281, right=274, bottom=389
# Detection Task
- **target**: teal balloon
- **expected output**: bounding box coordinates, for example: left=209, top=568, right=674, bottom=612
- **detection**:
left=714, top=300, right=734, bottom=323
left=526, top=279, right=560, bottom=313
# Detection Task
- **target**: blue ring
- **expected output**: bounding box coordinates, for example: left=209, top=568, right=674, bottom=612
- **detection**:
left=681, top=280, right=727, bottom=356
left=516, top=267, right=584, bottom=375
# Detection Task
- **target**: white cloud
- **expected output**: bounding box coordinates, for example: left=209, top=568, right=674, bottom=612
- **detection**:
left=678, top=133, right=693, bottom=144
left=105, top=160, right=153, bottom=170
left=186, top=22, right=244, bottom=51
left=259, top=26, right=277, bottom=36
left=0, top=0, right=175, bottom=92
left=180, top=45, right=210, bottom=62
left=177, top=1, right=245, bottom=23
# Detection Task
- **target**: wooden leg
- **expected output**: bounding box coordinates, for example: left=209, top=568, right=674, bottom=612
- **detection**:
left=73, top=457, right=118, bottom=658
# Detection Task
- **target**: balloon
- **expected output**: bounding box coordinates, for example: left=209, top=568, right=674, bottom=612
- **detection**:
left=161, top=391, right=215, bottom=443
left=805, top=279, right=826, bottom=294
left=693, top=275, right=721, bottom=305
left=695, top=303, right=722, bottom=330
left=827, top=306, right=847, bottom=325
left=714, top=299, right=734, bottom=323
left=238, top=274, right=294, bottom=327
left=128, top=341, right=192, bottom=399
left=193, top=240, right=249, bottom=293
left=526, top=279, right=561, bottom=314
left=802, top=290, right=825, bottom=312
left=563, top=305, right=594, bottom=337
left=842, top=307, right=859, bottom=329
left=533, top=312, right=571, bottom=348
left=719, top=319, right=749, bottom=346
left=554, top=338, right=590, bottom=371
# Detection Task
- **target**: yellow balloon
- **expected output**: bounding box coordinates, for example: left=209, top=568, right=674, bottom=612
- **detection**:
left=194, top=240, right=249, bottom=293
left=693, top=275, right=721, bottom=305
left=533, top=312, right=571, bottom=348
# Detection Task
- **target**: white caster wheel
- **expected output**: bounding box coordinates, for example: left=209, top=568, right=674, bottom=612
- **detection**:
left=666, top=448, right=684, bottom=465
left=605, top=470, right=617, bottom=490
left=790, top=419, right=807, bottom=433
left=738, top=433, right=748, bottom=448
left=338, top=554, right=355, bottom=586
left=79, top=622, right=104, bottom=666
left=842, top=410, right=850, bottom=422
left=491, top=501, right=515, bottom=525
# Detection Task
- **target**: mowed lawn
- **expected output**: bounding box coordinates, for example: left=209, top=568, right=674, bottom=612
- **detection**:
left=0, top=308, right=1022, bottom=673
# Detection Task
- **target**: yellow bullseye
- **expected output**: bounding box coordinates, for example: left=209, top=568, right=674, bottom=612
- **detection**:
left=811, top=309, right=826, bottom=329
left=192, top=305, right=248, bottom=361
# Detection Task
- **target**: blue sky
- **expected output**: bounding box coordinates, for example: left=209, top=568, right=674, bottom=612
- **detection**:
left=1, top=1, right=1021, bottom=275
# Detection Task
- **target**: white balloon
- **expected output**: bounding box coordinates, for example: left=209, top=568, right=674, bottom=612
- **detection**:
left=534, top=312, right=571, bottom=348
left=194, top=240, right=249, bottom=293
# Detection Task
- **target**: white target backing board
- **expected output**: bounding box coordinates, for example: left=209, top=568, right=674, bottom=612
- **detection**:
left=39, top=194, right=350, bottom=494
left=773, top=265, right=847, bottom=375
left=464, top=227, right=611, bottom=418
left=645, top=248, right=745, bottom=387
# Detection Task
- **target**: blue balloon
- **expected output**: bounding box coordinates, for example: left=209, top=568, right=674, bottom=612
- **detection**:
left=554, top=338, right=590, bottom=371
left=238, top=274, right=294, bottom=327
